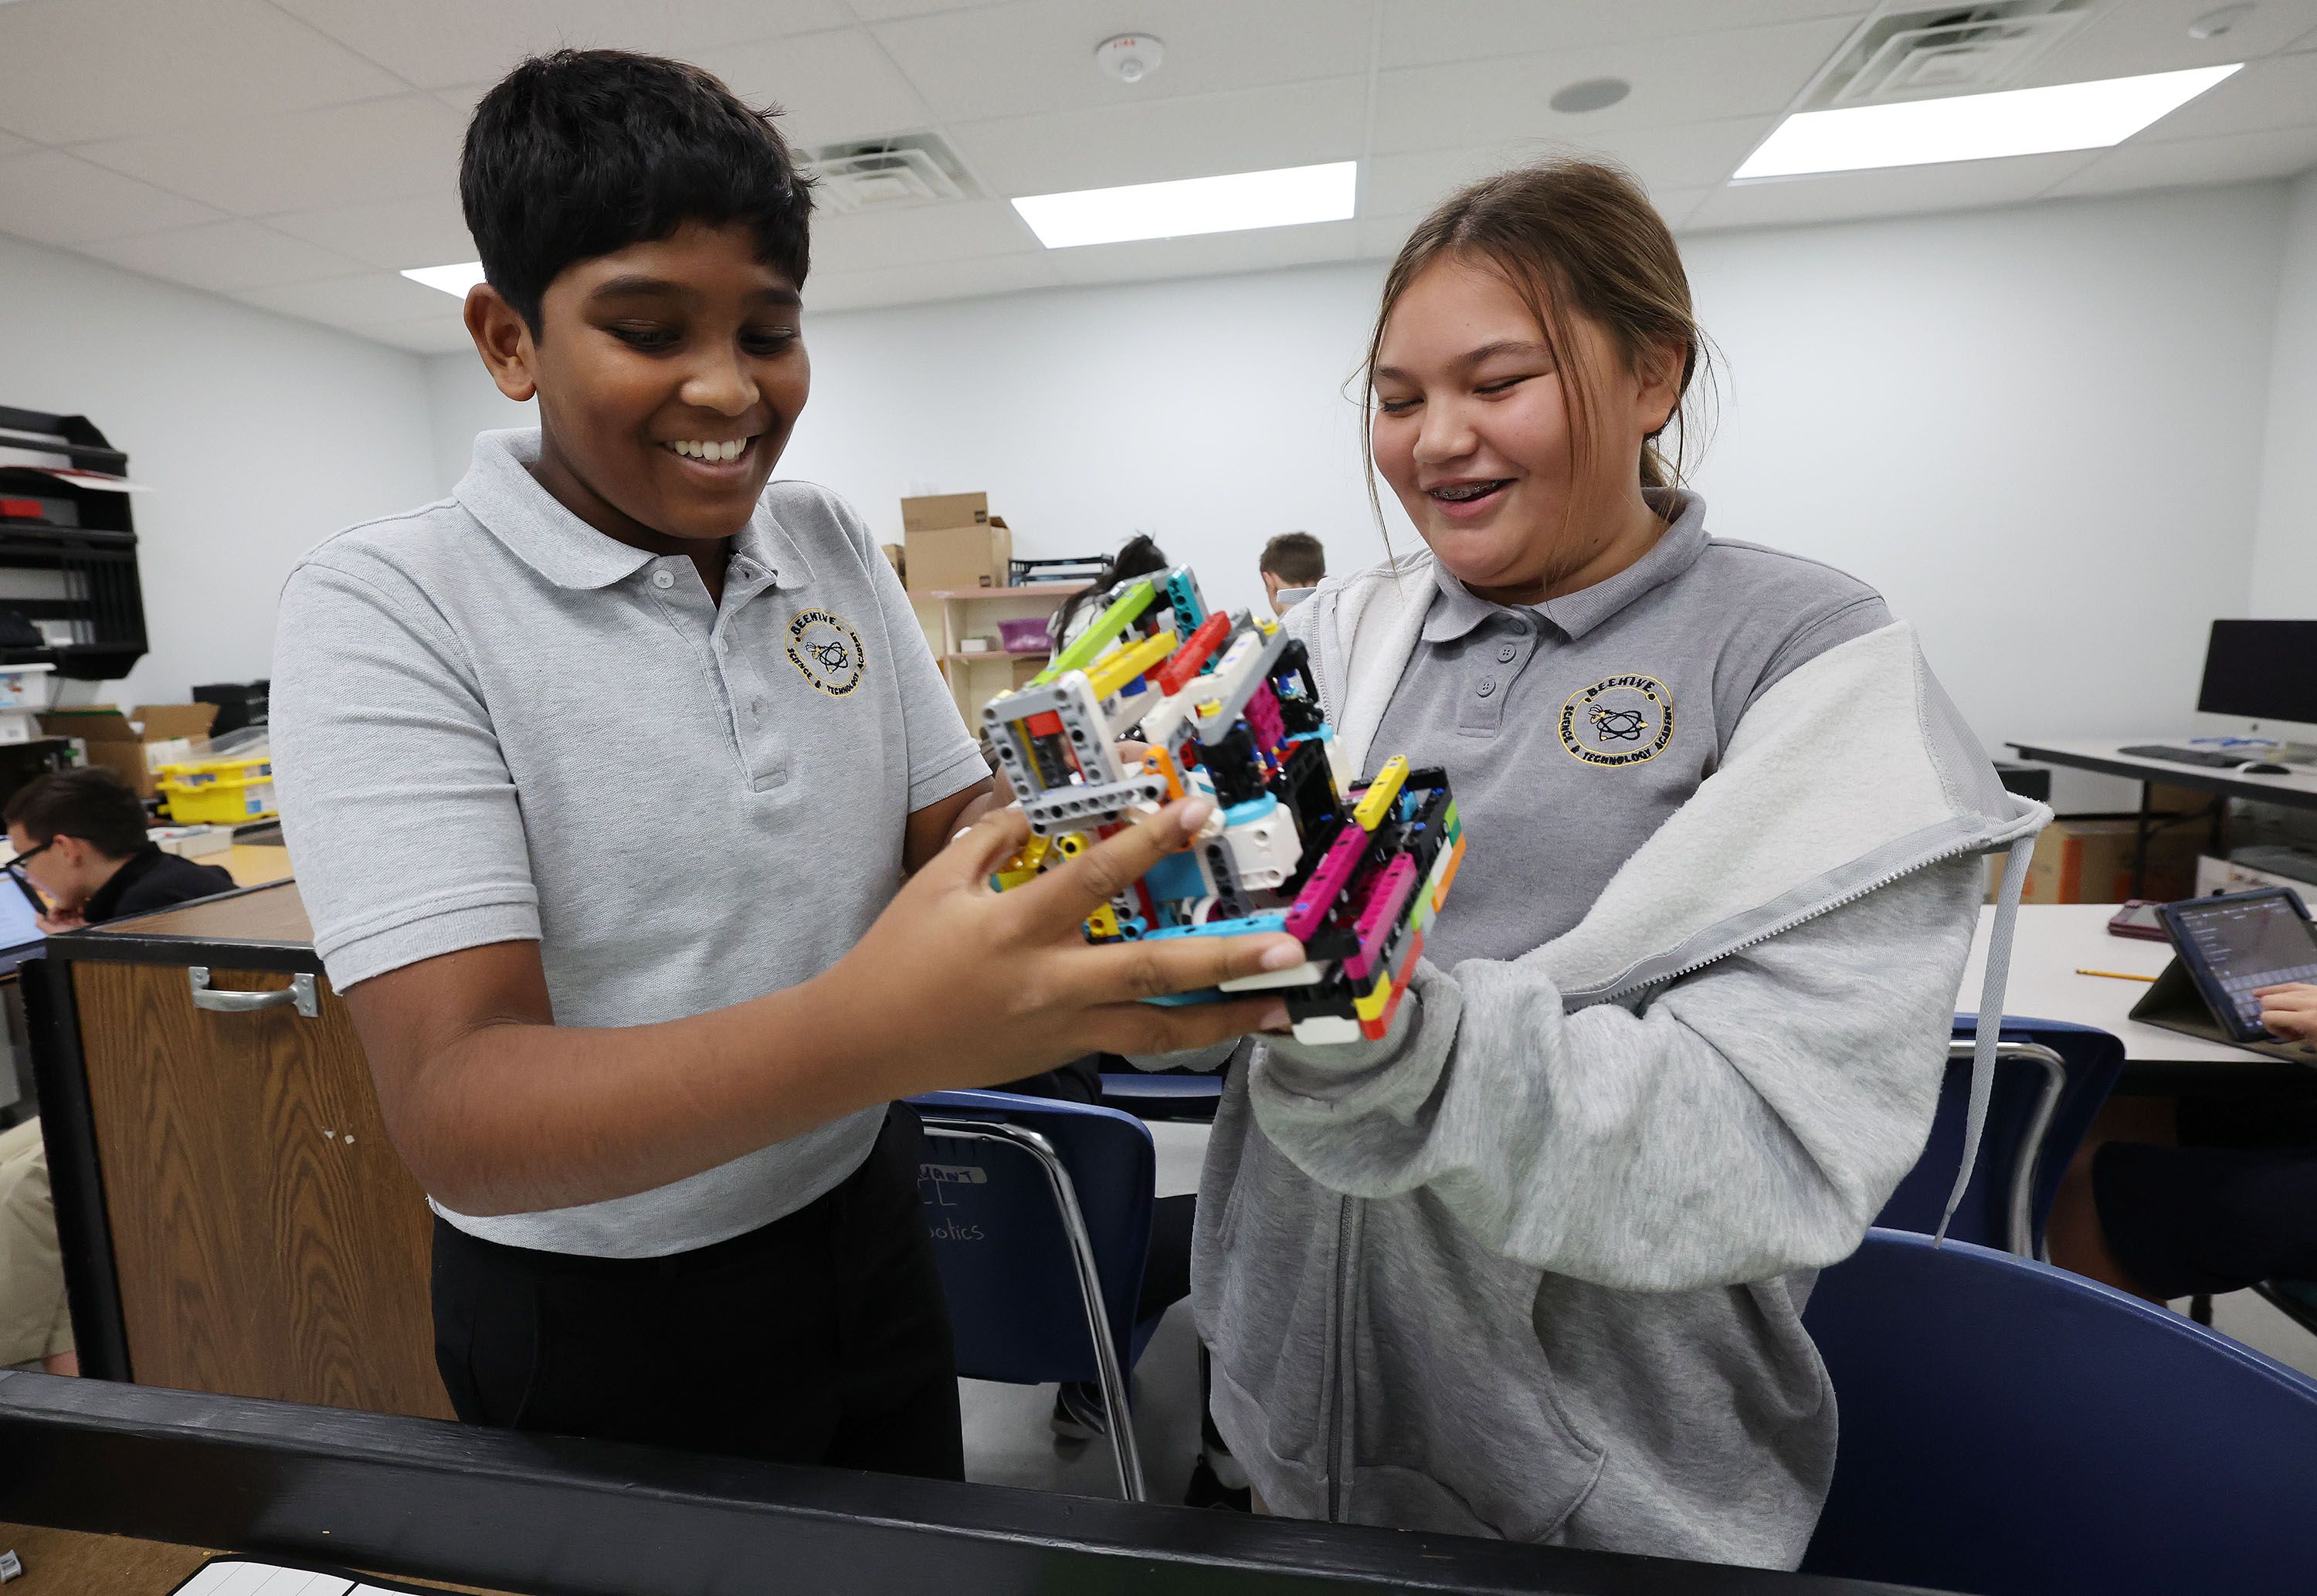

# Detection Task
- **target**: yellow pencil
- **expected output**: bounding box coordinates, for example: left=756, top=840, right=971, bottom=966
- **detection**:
left=2076, top=967, right=2157, bottom=982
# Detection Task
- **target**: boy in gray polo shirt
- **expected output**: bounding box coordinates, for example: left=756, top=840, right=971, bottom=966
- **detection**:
left=270, top=50, right=1298, bottom=1478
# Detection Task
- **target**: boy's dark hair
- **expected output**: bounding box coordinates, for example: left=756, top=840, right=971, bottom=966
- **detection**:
left=5, top=768, right=148, bottom=859
left=1053, top=534, right=1171, bottom=642
left=462, top=49, right=815, bottom=334
left=1259, top=532, right=1327, bottom=585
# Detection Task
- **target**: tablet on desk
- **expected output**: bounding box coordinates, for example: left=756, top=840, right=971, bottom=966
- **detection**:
left=2157, top=889, right=2317, bottom=1045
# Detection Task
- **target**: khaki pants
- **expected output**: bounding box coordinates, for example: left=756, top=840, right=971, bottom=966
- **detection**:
left=0, top=1117, right=72, bottom=1368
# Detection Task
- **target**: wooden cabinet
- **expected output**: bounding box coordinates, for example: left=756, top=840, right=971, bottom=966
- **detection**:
left=31, top=880, right=448, bottom=1418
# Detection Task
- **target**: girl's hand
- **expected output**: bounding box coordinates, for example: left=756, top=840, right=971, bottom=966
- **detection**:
left=2254, top=982, right=2317, bottom=1043
left=824, top=796, right=1304, bottom=1093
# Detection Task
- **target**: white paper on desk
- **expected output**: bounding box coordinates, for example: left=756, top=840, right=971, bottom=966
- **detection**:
left=171, top=1557, right=436, bottom=1596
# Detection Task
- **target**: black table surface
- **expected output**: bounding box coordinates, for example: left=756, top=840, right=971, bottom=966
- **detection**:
left=0, top=1373, right=1934, bottom=1596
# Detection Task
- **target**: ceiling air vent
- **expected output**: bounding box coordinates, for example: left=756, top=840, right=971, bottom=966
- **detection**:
left=807, top=134, right=975, bottom=212
left=1800, top=0, right=2097, bottom=110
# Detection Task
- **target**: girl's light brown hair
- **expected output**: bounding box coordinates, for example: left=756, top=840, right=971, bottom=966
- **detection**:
left=1362, top=158, right=1715, bottom=537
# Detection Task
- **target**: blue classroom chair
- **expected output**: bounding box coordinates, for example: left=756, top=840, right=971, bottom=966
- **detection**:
left=1802, top=1228, right=2317, bottom=1596
left=1097, top=1069, right=1223, bottom=1122
left=910, top=1089, right=1166, bottom=1499
left=1874, top=1018, right=2123, bottom=1255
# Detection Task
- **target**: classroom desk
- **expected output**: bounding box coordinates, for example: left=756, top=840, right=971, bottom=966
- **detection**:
left=217, top=842, right=291, bottom=888
left=2007, top=738, right=2317, bottom=813
left=1961, top=903, right=2317, bottom=1096
left=0, top=1371, right=1925, bottom=1596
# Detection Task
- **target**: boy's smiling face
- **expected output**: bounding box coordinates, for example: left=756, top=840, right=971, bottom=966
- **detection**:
left=468, top=221, right=809, bottom=551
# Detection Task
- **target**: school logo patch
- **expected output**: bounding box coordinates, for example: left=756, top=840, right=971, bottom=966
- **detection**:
left=1559, top=673, right=1674, bottom=768
left=785, top=608, right=866, bottom=697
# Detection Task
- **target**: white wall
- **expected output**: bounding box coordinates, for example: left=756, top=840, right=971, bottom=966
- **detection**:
left=1, top=230, right=436, bottom=707
left=427, top=183, right=2295, bottom=807
left=2251, top=168, right=2317, bottom=619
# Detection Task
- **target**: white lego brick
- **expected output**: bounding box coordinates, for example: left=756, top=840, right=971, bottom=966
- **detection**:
left=1289, top=1012, right=1363, bottom=1045
left=1219, top=961, right=1327, bottom=992
left=1220, top=803, right=1303, bottom=892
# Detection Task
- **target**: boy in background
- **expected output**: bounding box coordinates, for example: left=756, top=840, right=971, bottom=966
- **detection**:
left=3, top=766, right=239, bottom=1377
left=1258, top=531, right=1325, bottom=615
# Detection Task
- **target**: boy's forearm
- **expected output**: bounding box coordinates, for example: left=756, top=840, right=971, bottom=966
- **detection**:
left=393, top=973, right=905, bottom=1216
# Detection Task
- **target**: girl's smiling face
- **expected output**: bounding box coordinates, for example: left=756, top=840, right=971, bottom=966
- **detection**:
left=1369, top=254, right=1679, bottom=608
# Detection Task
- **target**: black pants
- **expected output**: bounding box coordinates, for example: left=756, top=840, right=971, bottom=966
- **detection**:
left=2095, top=1098, right=2317, bottom=1300
left=430, top=1105, right=963, bottom=1479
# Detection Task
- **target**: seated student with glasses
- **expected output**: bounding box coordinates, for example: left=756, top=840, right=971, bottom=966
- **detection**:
left=4, top=767, right=236, bottom=932
left=2, top=765, right=237, bottom=1380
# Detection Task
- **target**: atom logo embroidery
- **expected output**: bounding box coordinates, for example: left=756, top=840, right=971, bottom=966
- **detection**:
left=1559, top=673, right=1673, bottom=767
left=785, top=609, right=866, bottom=696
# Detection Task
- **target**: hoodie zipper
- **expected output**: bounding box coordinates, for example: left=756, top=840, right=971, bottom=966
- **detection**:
left=1578, top=823, right=2027, bottom=1009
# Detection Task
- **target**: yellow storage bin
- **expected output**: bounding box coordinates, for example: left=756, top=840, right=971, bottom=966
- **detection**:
left=155, top=751, right=276, bottom=824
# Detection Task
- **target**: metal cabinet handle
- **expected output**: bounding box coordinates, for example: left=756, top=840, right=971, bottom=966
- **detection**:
left=189, top=967, right=318, bottom=1018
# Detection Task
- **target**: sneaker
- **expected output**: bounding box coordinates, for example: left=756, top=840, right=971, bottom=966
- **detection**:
left=1050, top=1381, right=1108, bottom=1442
left=1183, top=1455, right=1252, bottom=1511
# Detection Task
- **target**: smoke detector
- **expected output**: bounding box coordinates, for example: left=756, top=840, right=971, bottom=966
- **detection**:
left=806, top=134, right=975, bottom=212
left=1096, top=33, right=1165, bottom=84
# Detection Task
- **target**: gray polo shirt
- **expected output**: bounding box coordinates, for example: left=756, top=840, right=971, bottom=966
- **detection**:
left=1368, top=490, right=1890, bottom=969
left=271, top=429, right=984, bottom=1258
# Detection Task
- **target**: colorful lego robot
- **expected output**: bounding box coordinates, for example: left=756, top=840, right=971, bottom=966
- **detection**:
left=982, top=566, right=1463, bottom=1045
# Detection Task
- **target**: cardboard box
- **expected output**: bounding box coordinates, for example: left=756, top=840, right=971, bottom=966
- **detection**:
left=2196, top=853, right=2314, bottom=911
left=901, top=493, right=988, bottom=534
left=2011, top=818, right=2203, bottom=904
left=907, top=517, right=1012, bottom=592
left=39, top=703, right=217, bottom=798
left=879, top=543, right=907, bottom=585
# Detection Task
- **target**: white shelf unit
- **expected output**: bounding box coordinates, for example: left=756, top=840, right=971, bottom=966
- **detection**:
left=908, top=584, right=1087, bottom=723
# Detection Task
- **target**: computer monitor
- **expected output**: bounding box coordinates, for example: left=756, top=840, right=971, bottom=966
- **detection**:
left=0, top=876, right=43, bottom=954
left=2197, top=620, right=2317, bottom=726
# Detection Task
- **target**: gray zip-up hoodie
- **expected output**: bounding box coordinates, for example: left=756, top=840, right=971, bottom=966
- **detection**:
left=1180, top=556, right=2048, bottom=1568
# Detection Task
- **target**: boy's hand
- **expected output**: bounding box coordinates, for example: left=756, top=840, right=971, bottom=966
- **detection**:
left=2254, top=981, right=2317, bottom=1043
left=823, top=796, right=1304, bottom=1092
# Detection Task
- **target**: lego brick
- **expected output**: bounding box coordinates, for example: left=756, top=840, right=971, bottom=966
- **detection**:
left=1290, top=1011, right=1365, bottom=1045
left=1155, top=611, right=1232, bottom=696
left=1033, top=578, right=1157, bottom=684
left=1218, top=959, right=1328, bottom=992
left=1085, top=627, right=1179, bottom=701
left=1022, top=772, right=1168, bottom=835
left=1353, top=756, right=1410, bottom=832
left=1284, top=824, right=1369, bottom=942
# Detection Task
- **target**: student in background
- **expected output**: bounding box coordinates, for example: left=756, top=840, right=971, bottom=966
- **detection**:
left=2, top=765, right=240, bottom=1377
left=2050, top=981, right=2317, bottom=1301
left=1051, top=534, right=1169, bottom=649
left=1257, top=531, right=1326, bottom=615
left=1168, top=161, right=2038, bottom=1567
left=270, top=51, right=1295, bottom=1483
left=4, top=768, right=234, bottom=932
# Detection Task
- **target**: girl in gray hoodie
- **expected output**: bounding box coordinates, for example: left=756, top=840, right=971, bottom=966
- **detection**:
left=1175, top=161, right=2047, bottom=1568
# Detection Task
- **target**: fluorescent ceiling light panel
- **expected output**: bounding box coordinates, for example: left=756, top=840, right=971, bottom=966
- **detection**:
left=1012, top=161, right=1357, bottom=249
left=1734, top=63, right=2241, bottom=180
left=402, top=260, right=487, bottom=297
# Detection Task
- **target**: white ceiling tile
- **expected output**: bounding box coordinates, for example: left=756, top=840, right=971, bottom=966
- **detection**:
left=76, top=219, right=369, bottom=293
left=695, top=28, right=940, bottom=147
left=1361, top=119, right=1773, bottom=218
left=2129, top=50, right=2317, bottom=143
left=1376, top=0, right=1871, bottom=71
left=1369, top=18, right=1859, bottom=154
left=2046, top=125, right=2317, bottom=197
left=1356, top=209, right=1425, bottom=260
left=77, top=97, right=468, bottom=219
left=0, top=130, right=35, bottom=160
left=809, top=198, right=1039, bottom=273
left=232, top=272, right=461, bottom=326
left=350, top=317, right=486, bottom=355
left=2027, top=0, right=2317, bottom=86
left=263, top=192, right=477, bottom=272
left=266, top=0, right=852, bottom=91
left=0, top=150, right=225, bottom=246
left=1654, top=185, right=1715, bottom=230
left=946, top=76, right=1365, bottom=197
left=1046, top=218, right=1362, bottom=288
left=0, top=0, right=405, bottom=144
left=808, top=249, right=1063, bottom=312
left=1684, top=152, right=2098, bottom=233
left=872, top=0, right=1375, bottom=122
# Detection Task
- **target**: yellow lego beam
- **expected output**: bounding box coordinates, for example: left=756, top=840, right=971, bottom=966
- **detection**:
left=1353, top=755, right=1409, bottom=832
left=1084, top=628, right=1179, bottom=701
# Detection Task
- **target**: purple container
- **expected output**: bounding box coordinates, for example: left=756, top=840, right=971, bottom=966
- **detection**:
left=998, top=617, right=1050, bottom=654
